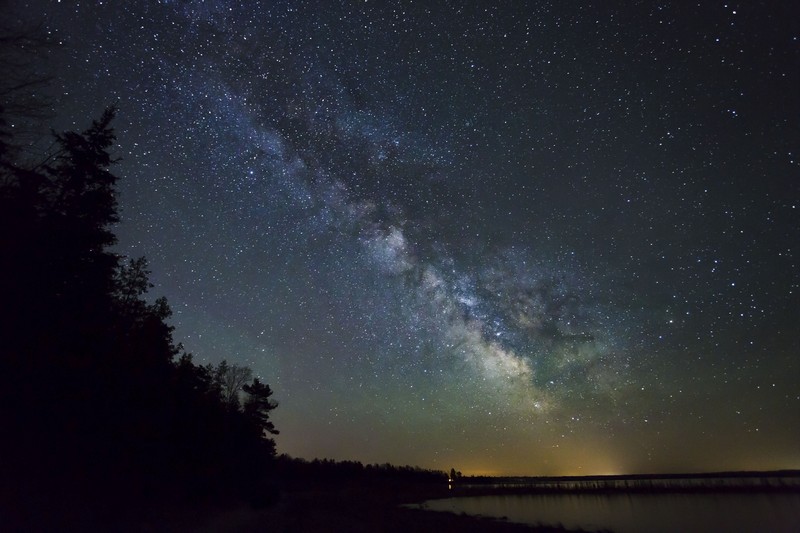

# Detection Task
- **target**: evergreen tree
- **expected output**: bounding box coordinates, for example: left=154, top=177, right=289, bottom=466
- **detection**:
left=244, top=379, right=279, bottom=436
left=1, top=107, right=281, bottom=528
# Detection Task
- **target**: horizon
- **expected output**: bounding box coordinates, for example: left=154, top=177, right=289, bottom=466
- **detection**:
left=277, top=454, right=800, bottom=479
left=278, top=453, right=800, bottom=479
left=16, top=0, right=800, bottom=475
left=454, top=468, right=800, bottom=479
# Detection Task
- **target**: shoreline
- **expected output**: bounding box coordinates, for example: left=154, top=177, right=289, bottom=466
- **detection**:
left=146, top=483, right=600, bottom=532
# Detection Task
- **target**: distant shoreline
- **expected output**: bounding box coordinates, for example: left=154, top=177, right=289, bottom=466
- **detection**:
left=462, top=468, right=800, bottom=482
left=446, top=470, right=800, bottom=495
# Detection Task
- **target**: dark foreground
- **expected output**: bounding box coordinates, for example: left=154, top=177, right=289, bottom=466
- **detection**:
left=123, top=483, right=595, bottom=532
left=12, top=474, right=799, bottom=532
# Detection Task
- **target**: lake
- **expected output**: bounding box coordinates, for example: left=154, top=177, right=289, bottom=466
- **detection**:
left=414, top=492, right=800, bottom=532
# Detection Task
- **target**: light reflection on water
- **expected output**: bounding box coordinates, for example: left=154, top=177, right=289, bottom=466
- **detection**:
left=416, top=492, right=800, bottom=533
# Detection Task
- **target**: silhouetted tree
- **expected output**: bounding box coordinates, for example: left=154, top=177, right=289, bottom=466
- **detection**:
left=243, top=378, right=279, bottom=444
left=0, top=106, right=282, bottom=528
left=215, top=360, right=253, bottom=408
left=0, top=17, right=55, bottom=164
left=1, top=106, right=120, bottom=362
left=115, top=256, right=154, bottom=314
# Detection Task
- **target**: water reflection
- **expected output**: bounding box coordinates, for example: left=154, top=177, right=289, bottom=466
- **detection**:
left=417, top=492, right=800, bottom=533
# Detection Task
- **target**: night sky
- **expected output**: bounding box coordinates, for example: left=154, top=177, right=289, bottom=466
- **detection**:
left=15, top=1, right=799, bottom=475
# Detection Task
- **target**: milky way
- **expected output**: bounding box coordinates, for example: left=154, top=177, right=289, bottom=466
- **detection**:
left=15, top=0, right=799, bottom=474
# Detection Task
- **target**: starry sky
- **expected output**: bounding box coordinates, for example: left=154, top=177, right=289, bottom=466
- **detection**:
left=14, top=0, right=799, bottom=475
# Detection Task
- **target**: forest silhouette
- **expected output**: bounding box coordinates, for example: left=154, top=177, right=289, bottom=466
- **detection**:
left=0, top=103, right=458, bottom=531
left=0, top=27, right=454, bottom=529
left=0, top=103, right=285, bottom=526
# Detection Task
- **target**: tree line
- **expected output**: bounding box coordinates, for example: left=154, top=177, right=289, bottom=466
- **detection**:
left=273, top=455, right=448, bottom=488
left=0, top=23, right=453, bottom=528
left=0, top=103, right=280, bottom=527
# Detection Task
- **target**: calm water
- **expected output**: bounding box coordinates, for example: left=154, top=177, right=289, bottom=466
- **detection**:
left=416, top=492, right=800, bottom=533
